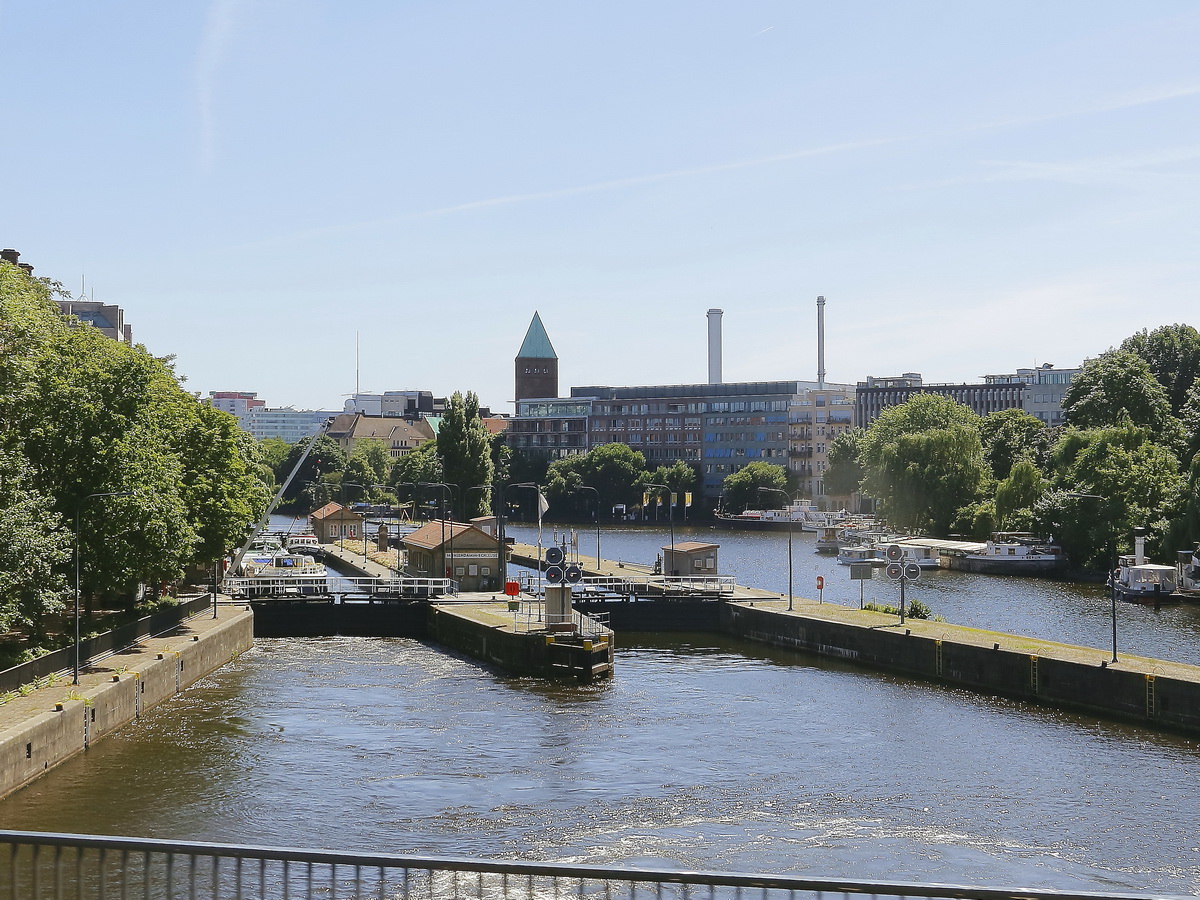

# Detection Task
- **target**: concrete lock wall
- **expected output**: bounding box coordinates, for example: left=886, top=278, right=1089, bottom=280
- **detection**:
left=428, top=607, right=548, bottom=676
left=719, top=603, right=1200, bottom=733
left=0, top=609, right=254, bottom=801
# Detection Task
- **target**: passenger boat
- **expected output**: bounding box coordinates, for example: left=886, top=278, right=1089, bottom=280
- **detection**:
left=232, top=536, right=326, bottom=597
left=285, top=532, right=321, bottom=553
left=715, top=500, right=846, bottom=532
left=940, top=532, right=1066, bottom=576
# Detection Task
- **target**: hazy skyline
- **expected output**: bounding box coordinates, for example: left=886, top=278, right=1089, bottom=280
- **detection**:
left=5, top=2, right=1199, bottom=413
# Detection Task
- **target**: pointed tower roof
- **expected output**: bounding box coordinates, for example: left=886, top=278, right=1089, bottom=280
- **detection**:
left=517, top=312, right=557, bottom=359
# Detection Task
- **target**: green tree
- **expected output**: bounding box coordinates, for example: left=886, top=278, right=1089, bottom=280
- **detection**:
left=979, top=408, right=1048, bottom=480
left=0, top=450, right=71, bottom=638
left=720, top=462, right=788, bottom=514
left=1062, top=350, right=1181, bottom=446
left=437, top=391, right=494, bottom=519
left=859, top=394, right=986, bottom=535
left=647, top=461, right=697, bottom=519
left=1120, top=323, right=1200, bottom=416
left=1038, top=421, right=1186, bottom=568
left=994, top=457, right=1046, bottom=530
left=280, top=435, right=347, bottom=507
left=825, top=428, right=865, bottom=499
left=544, top=443, right=647, bottom=517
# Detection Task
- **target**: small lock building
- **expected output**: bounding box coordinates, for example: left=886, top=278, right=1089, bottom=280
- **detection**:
left=401, top=521, right=503, bottom=592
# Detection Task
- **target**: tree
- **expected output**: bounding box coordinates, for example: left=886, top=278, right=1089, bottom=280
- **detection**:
left=1120, top=323, right=1200, bottom=416
left=544, top=443, right=647, bottom=517
left=390, top=441, right=444, bottom=490
left=859, top=394, right=986, bottom=535
left=825, top=428, right=865, bottom=499
left=350, top=438, right=393, bottom=487
left=437, top=391, right=494, bottom=519
left=0, top=450, right=71, bottom=639
left=993, top=457, right=1046, bottom=530
left=979, top=408, right=1048, bottom=480
left=280, top=435, right=346, bottom=507
left=1062, top=350, right=1180, bottom=444
left=1038, top=421, right=1186, bottom=568
left=720, top=462, right=788, bottom=514
left=647, top=462, right=697, bottom=519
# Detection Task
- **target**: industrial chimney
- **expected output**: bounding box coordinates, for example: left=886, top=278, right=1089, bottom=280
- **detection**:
left=816, top=296, right=826, bottom=389
left=707, top=308, right=723, bottom=384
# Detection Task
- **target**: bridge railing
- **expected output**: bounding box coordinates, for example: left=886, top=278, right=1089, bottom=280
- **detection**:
left=0, top=831, right=1177, bottom=900
left=515, top=572, right=736, bottom=598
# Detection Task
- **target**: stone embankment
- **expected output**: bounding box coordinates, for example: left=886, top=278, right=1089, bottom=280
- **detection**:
left=0, top=604, right=253, bottom=800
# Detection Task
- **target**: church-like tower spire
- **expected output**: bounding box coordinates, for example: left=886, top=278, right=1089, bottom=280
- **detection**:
left=515, top=312, right=559, bottom=401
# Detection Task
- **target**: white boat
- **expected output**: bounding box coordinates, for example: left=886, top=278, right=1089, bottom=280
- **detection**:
left=838, top=545, right=883, bottom=566
left=233, top=536, right=326, bottom=597
left=891, top=541, right=941, bottom=568
left=814, top=524, right=841, bottom=554
left=286, top=532, right=321, bottom=553
left=715, top=500, right=847, bottom=532
left=1111, top=556, right=1179, bottom=605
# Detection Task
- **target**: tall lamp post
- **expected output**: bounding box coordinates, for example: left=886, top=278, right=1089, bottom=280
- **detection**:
left=510, top=483, right=544, bottom=596
left=1067, top=492, right=1118, bottom=663
left=644, top=483, right=674, bottom=574
left=759, top=486, right=795, bottom=611
left=75, top=490, right=134, bottom=685
left=339, top=481, right=367, bottom=560
left=420, top=482, right=456, bottom=589
left=573, top=485, right=601, bottom=573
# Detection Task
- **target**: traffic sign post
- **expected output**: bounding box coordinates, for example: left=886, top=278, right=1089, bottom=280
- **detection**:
left=883, top=544, right=921, bottom=624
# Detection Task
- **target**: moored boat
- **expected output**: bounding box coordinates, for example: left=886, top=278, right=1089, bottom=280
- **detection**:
left=1111, top=556, right=1180, bottom=605
left=941, top=532, right=1066, bottom=576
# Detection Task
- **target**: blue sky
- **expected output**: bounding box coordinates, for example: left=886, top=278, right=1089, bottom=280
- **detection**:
left=5, top=2, right=1199, bottom=414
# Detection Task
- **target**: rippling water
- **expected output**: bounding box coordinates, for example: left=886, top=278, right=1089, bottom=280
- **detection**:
left=4, top=520, right=1200, bottom=895
left=3, top=634, right=1200, bottom=895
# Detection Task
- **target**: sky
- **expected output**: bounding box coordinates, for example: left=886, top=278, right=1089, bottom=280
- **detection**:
left=4, top=2, right=1200, bottom=414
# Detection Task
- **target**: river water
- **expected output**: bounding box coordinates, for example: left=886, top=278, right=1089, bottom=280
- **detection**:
left=3, top=523, right=1199, bottom=895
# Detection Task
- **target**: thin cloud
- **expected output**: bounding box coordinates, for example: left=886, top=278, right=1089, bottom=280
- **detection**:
left=228, top=136, right=903, bottom=251
left=964, top=80, right=1200, bottom=134
left=894, top=145, right=1200, bottom=192
left=195, top=0, right=241, bottom=171
left=411, top=137, right=903, bottom=220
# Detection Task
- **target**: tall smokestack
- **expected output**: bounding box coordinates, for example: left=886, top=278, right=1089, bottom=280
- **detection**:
left=707, top=308, right=723, bottom=384
left=816, top=295, right=826, bottom=389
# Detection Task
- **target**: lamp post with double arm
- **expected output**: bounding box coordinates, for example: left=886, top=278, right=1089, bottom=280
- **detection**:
left=759, top=486, right=795, bottom=611
left=572, top=485, right=601, bottom=573
left=644, top=483, right=674, bottom=574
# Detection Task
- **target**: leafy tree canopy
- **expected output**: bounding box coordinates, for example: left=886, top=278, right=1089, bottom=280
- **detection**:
left=720, top=462, right=789, bottom=514
left=437, top=391, right=494, bottom=519
left=825, top=428, right=865, bottom=498
left=1120, top=323, right=1200, bottom=416
left=979, top=408, right=1048, bottom=480
left=545, top=443, right=647, bottom=516
left=1062, top=350, right=1181, bottom=446
left=859, top=394, right=986, bottom=535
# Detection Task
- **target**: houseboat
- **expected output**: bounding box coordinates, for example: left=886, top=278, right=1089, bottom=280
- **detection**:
left=1111, top=556, right=1180, bottom=605
left=940, top=532, right=1067, bottom=576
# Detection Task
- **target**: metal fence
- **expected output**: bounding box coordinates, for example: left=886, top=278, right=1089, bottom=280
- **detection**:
left=0, top=831, right=1182, bottom=900
left=0, top=595, right=214, bottom=694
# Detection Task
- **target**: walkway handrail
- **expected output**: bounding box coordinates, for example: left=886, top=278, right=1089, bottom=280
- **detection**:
left=0, top=830, right=1181, bottom=900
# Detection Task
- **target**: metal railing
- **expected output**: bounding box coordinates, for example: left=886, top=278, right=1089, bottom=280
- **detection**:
left=0, top=831, right=1181, bottom=900
left=515, top=573, right=735, bottom=599
left=223, top=575, right=454, bottom=599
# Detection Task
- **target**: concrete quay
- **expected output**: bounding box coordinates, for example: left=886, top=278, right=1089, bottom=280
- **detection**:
left=0, top=604, right=254, bottom=800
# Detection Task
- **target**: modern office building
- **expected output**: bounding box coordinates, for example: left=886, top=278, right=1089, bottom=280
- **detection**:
left=855, top=365, right=1080, bottom=428
left=209, top=391, right=265, bottom=418
left=241, top=407, right=339, bottom=443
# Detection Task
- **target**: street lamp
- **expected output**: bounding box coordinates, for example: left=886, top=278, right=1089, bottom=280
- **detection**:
left=75, top=490, right=134, bottom=685
left=510, top=482, right=544, bottom=596
left=644, top=483, right=674, bottom=575
left=468, top=483, right=507, bottom=591
left=419, top=482, right=456, bottom=589
left=759, top=486, right=794, bottom=611
left=1066, top=492, right=1117, bottom=663
left=340, top=481, right=367, bottom=560
left=572, top=485, right=601, bottom=573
